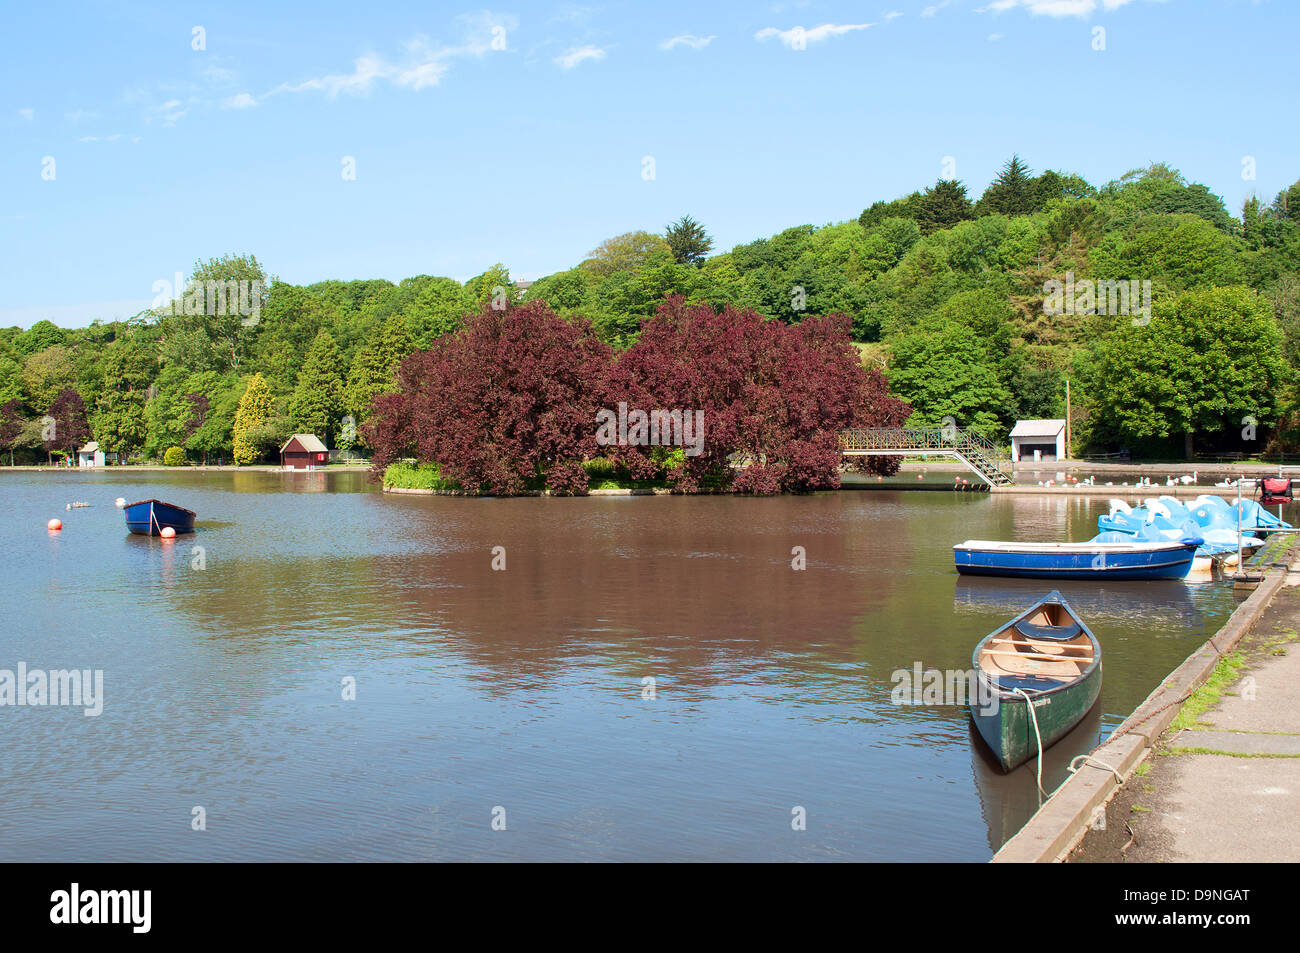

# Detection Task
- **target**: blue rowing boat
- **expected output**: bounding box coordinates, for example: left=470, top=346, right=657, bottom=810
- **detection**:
left=953, top=537, right=1201, bottom=580
left=123, top=499, right=197, bottom=536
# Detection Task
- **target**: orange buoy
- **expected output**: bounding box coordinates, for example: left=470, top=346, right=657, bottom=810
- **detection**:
left=917, top=473, right=924, bottom=480
left=47, top=518, right=62, bottom=531
left=876, top=475, right=883, bottom=482
left=160, top=526, right=176, bottom=539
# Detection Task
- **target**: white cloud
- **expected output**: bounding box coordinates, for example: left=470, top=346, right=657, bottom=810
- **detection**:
left=223, top=93, right=257, bottom=109
left=18, top=108, right=34, bottom=120
left=269, top=15, right=518, bottom=101
left=1024, top=0, right=1096, bottom=14
left=884, top=10, right=904, bottom=20
left=155, top=99, right=187, bottom=125
left=554, top=45, right=606, bottom=69
left=983, top=0, right=1139, bottom=15
left=78, top=133, right=123, bottom=143
left=659, top=34, right=716, bottom=51
left=277, top=55, right=391, bottom=97
left=754, top=23, right=875, bottom=47
left=921, top=1, right=950, bottom=16
left=988, top=33, right=1003, bottom=39
left=201, top=64, right=237, bottom=84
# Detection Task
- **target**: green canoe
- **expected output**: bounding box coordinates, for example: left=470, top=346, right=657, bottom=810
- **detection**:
left=969, top=590, right=1102, bottom=772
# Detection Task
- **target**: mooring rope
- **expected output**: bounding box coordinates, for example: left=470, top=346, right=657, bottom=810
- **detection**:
left=1012, top=687, right=1126, bottom=801
left=1012, top=687, right=1048, bottom=797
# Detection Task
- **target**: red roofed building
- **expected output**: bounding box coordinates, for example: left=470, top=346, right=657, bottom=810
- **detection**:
left=280, top=434, right=328, bottom=469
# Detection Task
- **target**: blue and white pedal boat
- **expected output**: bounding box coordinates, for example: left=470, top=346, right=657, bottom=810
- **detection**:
left=953, top=537, right=1201, bottom=580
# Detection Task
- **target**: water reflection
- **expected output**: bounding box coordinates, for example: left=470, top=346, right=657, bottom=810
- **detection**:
left=0, top=471, right=1248, bottom=860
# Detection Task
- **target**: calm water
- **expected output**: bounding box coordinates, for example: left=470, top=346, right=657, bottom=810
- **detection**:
left=0, top=471, right=1242, bottom=861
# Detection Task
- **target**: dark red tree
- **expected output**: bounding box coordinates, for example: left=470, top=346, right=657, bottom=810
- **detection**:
left=0, top=399, right=23, bottom=466
left=364, top=301, right=614, bottom=495
left=183, top=393, right=210, bottom=438
left=44, top=388, right=92, bottom=466
left=606, top=297, right=910, bottom=493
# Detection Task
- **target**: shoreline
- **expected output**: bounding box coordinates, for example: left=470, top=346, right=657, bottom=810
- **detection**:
left=0, top=464, right=370, bottom=473
left=991, top=534, right=1300, bottom=863
left=4, top=467, right=1275, bottom=502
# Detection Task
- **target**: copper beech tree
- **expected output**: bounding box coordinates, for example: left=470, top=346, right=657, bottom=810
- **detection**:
left=364, top=300, right=613, bottom=495
left=365, top=296, right=910, bottom=495
left=606, top=297, right=910, bottom=492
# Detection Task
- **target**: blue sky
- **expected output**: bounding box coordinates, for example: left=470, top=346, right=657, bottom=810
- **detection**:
left=2, top=0, right=1294, bottom=328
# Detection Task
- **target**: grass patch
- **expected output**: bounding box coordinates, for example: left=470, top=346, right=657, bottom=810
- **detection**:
left=1134, top=762, right=1151, bottom=777
left=582, top=457, right=669, bottom=490
left=1167, top=747, right=1300, bottom=759
left=1170, top=652, right=1247, bottom=733
left=1131, top=804, right=1152, bottom=814
left=382, top=461, right=462, bottom=492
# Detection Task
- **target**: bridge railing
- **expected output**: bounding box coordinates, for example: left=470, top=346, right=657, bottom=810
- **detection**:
left=840, top=427, right=1008, bottom=462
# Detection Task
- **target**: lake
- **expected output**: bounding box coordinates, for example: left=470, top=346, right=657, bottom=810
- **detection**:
left=0, top=470, right=1241, bottom=861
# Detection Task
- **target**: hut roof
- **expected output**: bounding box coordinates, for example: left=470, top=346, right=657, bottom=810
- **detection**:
left=1009, top=419, right=1066, bottom=439
left=280, top=434, right=327, bottom=453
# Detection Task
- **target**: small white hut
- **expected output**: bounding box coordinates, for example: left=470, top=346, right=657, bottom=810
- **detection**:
left=1009, top=420, right=1066, bottom=463
left=76, top=441, right=116, bottom=467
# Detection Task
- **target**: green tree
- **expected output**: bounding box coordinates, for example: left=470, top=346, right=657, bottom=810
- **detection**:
left=232, top=372, right=273, bottom=465
left=664, top=215, right=713, bottom=266
left=1272, top=180, right=1300, bottom=220
left=858, top=193, right=921, bottom=229
left=182, top=253, right=269, bottom=371
left=885, top=319, right=1013, bottom=437
left=344, top=315, right=412, bottom=428
left=392, top=276, right=471, bottom=346
left=288, top=330, right=344, bottom=443
left=93, top=339, right=154, bottom=459
left=463, top=264, right=516, bottom=310
left=524, top=268, right=590, bottom=311
left=914, top=179, right=974, bottom=234
left=13, top=320, right=66, bottom=358
left=187, top=375, right=240, bottom=464
left=1082, top=286, right=1289, bottom=456
left=579, top=231, right=670, bottom=277
left=21, top=345, right=77, bottom=412
left=978, top=155, right=1038, bottom=217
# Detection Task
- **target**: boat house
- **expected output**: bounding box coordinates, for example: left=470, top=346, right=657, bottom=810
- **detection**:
left=280, top=434, right=329, bottom=470
left=1010, top=419, right=1066, bottom=463
left=76, top=441, right=116, bottom=467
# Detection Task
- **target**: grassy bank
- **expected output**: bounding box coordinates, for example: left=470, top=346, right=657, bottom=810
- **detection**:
left=381, top=458, right=681, bottom=494
left=381, top=461, right=463, bottom=492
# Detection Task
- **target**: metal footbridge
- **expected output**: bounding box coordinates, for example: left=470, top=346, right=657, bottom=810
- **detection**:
left=840, top=427, right=1013, bottom=487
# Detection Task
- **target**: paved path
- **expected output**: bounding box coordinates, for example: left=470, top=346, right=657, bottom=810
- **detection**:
left=1072, top=571, right=1300, bottom=862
